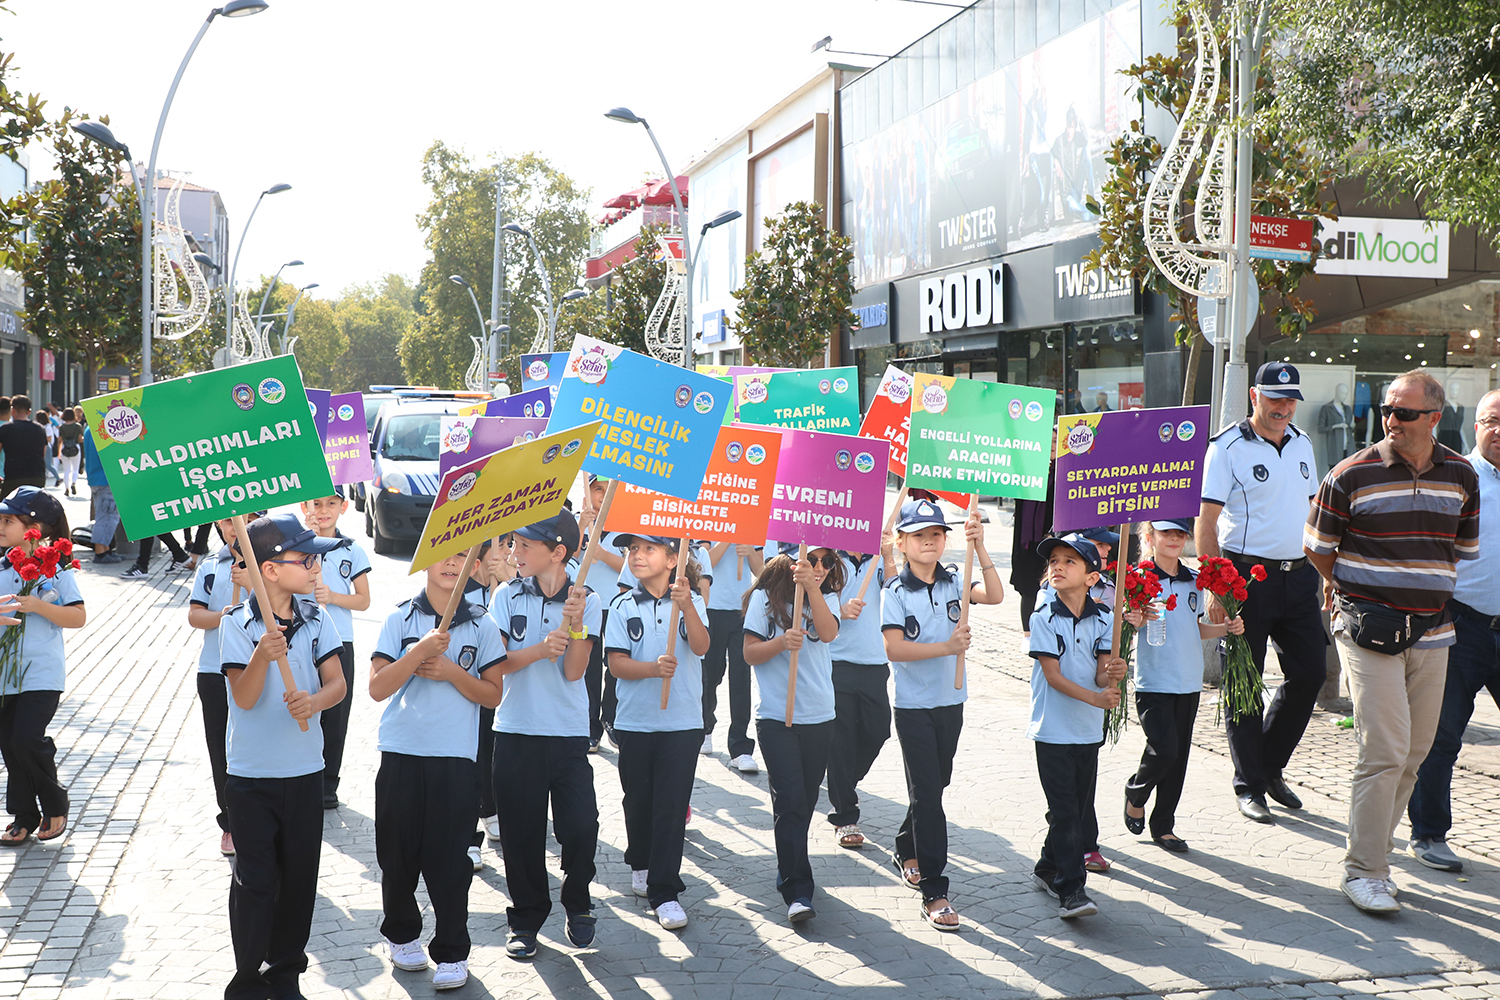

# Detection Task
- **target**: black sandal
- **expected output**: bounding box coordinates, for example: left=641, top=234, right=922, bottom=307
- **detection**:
left=0, top=823, right=32, bottom=847
left=1124, top=792, right=1145, bottom=835
left=1153, top=833, right=1190, bottom=853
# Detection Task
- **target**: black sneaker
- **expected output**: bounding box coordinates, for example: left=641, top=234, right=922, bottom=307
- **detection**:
left=1058, top=891, right=1098, bottom=919
left=94, top=553, right=123, bottom=565
left=166, top=557, right=193, bottom=573
left=565, top=910, right=597, bottom=948
left=121, top=566, right=147, bottom=579
left=504, top=931, right=537, bottom=959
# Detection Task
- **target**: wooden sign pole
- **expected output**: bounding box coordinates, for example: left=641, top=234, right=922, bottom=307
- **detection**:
left=566, top=479, right=618, bottom=633
left=855, top=484, right=906, bottom=603
left=659, top=535, right=693, bottom=710
left=1109, top=521, right=1131, bottom=665
left=784, top=541, right=809, bottom=727
left=954, top=494, right=980, bottom=690
left=231, top=514, right=308, bottom=733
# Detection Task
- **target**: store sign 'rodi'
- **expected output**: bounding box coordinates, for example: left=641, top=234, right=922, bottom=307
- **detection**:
left=918, top=263, right=1005, bottom=333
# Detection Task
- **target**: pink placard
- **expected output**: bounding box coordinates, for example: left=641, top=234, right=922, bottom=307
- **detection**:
left=762, top=426, right=889, bottom=554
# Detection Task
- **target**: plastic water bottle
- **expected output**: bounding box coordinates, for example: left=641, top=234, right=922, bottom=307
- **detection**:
left=1146, top=601, right=1167, bottom=646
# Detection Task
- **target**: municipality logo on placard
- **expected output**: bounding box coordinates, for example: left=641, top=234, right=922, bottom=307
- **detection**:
left=1025, top=400, right=1044, bottom=422
left=1008, top=399, right=1023, bottom=419
left=258, top=378, right=286, bottom=404
left=101, top=401, right=145, bottom=443
left=1159, top=422, right=1174, bottom=443
left=543, top=444, right=561, bottom=464
left=674, top=385, right=693, bottom=408
left=833, top=377, right=849, bottom=394
left=1066, top=420, right=1096, bottom=456
left=523, top=403, right=535, bottom=418
left=921, top=383, right=948, bottom=414
left=888, top=375, right=912, bottom=404
left=818, top=379, right=832, bottom=395
left=527, top=359, right=550, bottom=382
left=854, top=452, right=876, bottom=474
left=562, top=438, right=582, bottom=457
left=726, top=441, right=744, bottom=463
left=337, top=403, right=355, bottom=421
left=574, top=345, right=610, bottom=384
left=746, top=444, right=767, bottom=465
left=1176, top=421, right=1196, bottom=442
left=447, top=472, right=477, bottom=502
left=835, top=450, right=852, bottom=471
left=232, top=383, right=255, bottom=411
left=693, top=391, right=714, bottom=414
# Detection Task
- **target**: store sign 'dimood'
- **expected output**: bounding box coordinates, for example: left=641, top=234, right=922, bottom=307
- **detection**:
left=918, top=264, right=1005, bottom=333
left=1313, top=216, right=1449, bottom=280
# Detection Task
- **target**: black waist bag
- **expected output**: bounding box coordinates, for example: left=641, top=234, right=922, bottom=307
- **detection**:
left=1337, top=596, right=1437, bottom=655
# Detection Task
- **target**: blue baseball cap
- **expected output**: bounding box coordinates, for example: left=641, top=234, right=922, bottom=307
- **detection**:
left=1149, top=517, right=1194, bottom=533
left=515, top=510, right=580, bottom=556
left=897, top=499, right=949, bottom=534
left=238, top=512, right=346, bottom=566
left=614, top=534, right=679, bottom=551
left=0, top=486, right=64, bottom=528
left=1254, top=361, right=1304, bottom=400
left=1078, top=525, right=1119, bottom=547
left=1036, top=533, right=1102, bottom=573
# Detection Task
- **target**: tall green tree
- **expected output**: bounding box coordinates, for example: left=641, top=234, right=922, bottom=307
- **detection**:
left=1272, top=0, right=1500, bottom=242
left=731, top=201, right=853, bottom=369
left=596, top=222, right=664, bottom=357
left=401, top=143, right=592, bottom=388
left=333, top=275, right=415, bottom=392
left=0, top=1, right=52, bottom=271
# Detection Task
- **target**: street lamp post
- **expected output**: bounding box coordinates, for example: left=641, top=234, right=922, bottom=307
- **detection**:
left=279, top=282, right=318, bottom=354
left=449, top=275, right=489, bottom=390
left=604, top=107, right=694, bottom=369
left=224, top=184, right=292, bottom=363
left=500, top=224, right=558, bottom=351
left=253, top=258, right=304, bottom=332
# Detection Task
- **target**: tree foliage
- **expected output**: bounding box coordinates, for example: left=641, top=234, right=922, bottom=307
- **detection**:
left=730, top=202, right=853, bottom=369
left=402, top=143, right=592, bottom=388
left=0, top=2, right=51, bottom=271
left=1271, top=0, right=1500, bottom=242
left=331, top=275, right=414, bottom=392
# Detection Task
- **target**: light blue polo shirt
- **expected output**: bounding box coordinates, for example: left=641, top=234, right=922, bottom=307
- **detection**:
left=830, top=553, right=887, bottom=665
left=707, top=544, right=761, bottom=612
left=0, top=563, right=83, bottom=695
left=219, top=596, right=343, bottom=778
left=1132, top=563, right=1206, bottom=695
left=604, top=586, right=707, bottom=733
left=302, top=532, right=371, bottom=642
left=189, top=544, right=240, bottom=674
left=1026, top=595, right=1114, bottom=745
left=1038, top=576, right=1115, bottom=614
left=744, top=588, right=840, bottom=725
left=881, top=564, right=969, bottom=709
left=372, top=590, right=508, bottom=760
left=1202, top=420, right=1317, bottom=559
left=1451, top=449, right=1500, bottom=616
left=488, top=573, right=602, bottom=737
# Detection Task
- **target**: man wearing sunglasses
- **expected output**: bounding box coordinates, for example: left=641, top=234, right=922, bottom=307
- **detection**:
left=1304, top=372, right=1481, bottom=914
left=1406, top=388, right=1500, bottom=875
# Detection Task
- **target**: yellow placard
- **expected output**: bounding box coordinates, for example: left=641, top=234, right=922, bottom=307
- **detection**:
left=409, top=421, right=601, bottom=574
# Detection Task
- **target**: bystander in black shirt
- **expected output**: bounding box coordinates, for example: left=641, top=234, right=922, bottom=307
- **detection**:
left=0, top=418, right=49, bottom=478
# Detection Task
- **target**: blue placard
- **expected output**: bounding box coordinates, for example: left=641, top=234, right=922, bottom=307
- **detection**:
left=305, top=388, right=331, bottom=441
left=520, top=352, right=568, bottom=400
left=548, top=335, right=730, bottom=501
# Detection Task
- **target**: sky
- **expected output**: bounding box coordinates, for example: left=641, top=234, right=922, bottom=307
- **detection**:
left=3, top=0, right=953, bottom=300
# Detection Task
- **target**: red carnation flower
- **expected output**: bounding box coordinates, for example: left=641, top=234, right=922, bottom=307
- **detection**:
left=16, top=563, right=40, bottom=581
left=1165, top=594, right=1178, bottom=611
left=54, top=539, right=72, bottom=557
left=69, top=559, right=81, bottom=570
left=6, top=547, right=23, bottom=564
left=1250, top=564, right=1267, bottom=582
left=22, top=527, right=40, bottom=542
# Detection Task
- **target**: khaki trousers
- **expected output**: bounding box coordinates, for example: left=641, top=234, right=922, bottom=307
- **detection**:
left=1338, top=632, right=1448, bottom=880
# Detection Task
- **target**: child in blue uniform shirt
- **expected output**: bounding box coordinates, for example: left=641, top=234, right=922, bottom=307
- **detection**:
left=703, top=539, right=762, bottom=767
left=743, top=542, right=843, bottom=923
left=370, top=550, right=507, bottom=990
left=604, top=535, right=709, bottom=931
left=881, top=500, right=1003, bottom=930
left=1122, top=518, right=1242, bottom=853
left=218, top=513, right=347, bottom=1000
left=825, top=534, right=897, bottom=849
left=487, top=510, right=601, bottom=959
left=1027, top=533, right=1127, bottom=919
left=0, top=487, right=84, bottom=847
left=301, top=487, right=372, bottom=809
left=187, top=512, right=261, bottom=857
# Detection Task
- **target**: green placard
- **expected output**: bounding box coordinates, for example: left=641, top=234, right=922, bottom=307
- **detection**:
left=81, top=356, right=336, bottom=540
left=734, top=366, right=859, bottom=432
left=904, top=374, right=1054, bottom=499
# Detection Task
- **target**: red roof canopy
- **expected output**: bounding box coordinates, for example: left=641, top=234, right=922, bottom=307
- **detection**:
left=599, top=176, right=689, bottom=212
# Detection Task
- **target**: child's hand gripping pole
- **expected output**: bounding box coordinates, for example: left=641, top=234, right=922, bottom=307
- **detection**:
left=660, top=535, right=693, bottom=710
left=856, top=484, right=907, bottom=604
left=231, top=514, right=308, bottom=733
left=439, top=543, right=500, bottom=700
left=785, top=541, right=809, bottom=728
left=954, top=494, right=980, bottom=690
left=566, top=479, right=617, bottom=634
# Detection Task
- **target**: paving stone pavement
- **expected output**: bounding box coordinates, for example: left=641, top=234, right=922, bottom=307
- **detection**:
left=1, top=497, right=1497, bottom=999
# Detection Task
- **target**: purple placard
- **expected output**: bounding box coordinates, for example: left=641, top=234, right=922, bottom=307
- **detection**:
left=763, top=427, right=890, bottom=554
left=440, top=415, right=550, bottom=478
left=324, top=391, right=374, bottom=485
left=306, top=388, right=331, bottom=442
left=462, top=387, right=554, bottom=421
left=1053, top=404, right=1210, bottom=532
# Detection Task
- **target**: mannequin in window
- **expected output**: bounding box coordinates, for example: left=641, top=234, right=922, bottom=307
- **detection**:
left=1436, top=380, right=1467, bottom=452
left=1319, top=382, right=1354, bottom=469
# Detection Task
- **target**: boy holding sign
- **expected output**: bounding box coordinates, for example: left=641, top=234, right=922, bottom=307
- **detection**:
left=218, top=514, right=347, bottom=1000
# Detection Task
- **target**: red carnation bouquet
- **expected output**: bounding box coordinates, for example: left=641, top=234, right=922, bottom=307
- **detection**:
left=1196, top=556, right=1266, bottom=723
left=0, top=529, right=82, bottom=698
left=1106, top=559, right=1175, bottom=744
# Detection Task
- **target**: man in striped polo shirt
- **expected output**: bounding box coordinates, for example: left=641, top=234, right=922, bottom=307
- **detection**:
left=1303, top=371, right=1480, bottom=914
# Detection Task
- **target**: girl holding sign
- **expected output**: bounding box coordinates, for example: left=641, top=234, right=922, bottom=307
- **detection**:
left=880, top=499, right=1003, bottom=931
left=742, top=546, right=844, bottom=923
left=604, top=535, right=710, bottom=931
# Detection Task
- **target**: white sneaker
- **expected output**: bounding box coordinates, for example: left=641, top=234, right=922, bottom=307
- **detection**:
left=387, top=937, right=428, bottom=971
left=467, top=846, right=482, bottom=872
left=731, top=753, right=759, bottom=773
left=787, top=899, right=815, bottom=922
left=484, top=815, right=501, bottom=842
left=656, top=900, right=688, bottom=930
left=1341, top=876, right=1399, bottom=913
left=700, top=734, right=713, bottom=755
left=631, top=869, right=649, bottom=897
left=432, top=960, right=468, bottom=990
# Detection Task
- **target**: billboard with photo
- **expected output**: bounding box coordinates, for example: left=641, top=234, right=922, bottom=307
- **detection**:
left=842, top=1, right=1141, bottom=287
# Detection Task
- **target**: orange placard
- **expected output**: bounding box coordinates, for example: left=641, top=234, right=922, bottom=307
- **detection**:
left=603, top=425, right=782, bottom=543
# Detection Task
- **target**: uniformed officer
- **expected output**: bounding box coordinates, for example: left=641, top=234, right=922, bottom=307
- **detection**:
left=1196, top=361, right=1328, bottom=823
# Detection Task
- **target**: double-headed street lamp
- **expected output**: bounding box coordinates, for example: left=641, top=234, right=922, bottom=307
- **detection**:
left=450, top=275, right=489, bottom=391
left=280, top=282, right=318, bottom=355
left=72, top=0, right=269, bottom=384
left=254, top=258, right=303, bottom=334
left=501, top=224, right=590, bottom=354
left=224, top=185, right=293, bottom=362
